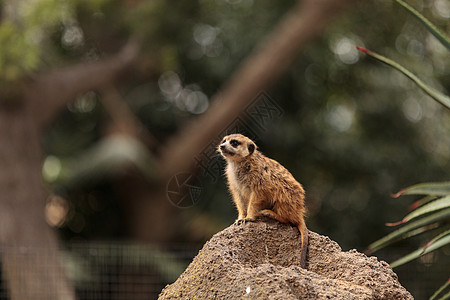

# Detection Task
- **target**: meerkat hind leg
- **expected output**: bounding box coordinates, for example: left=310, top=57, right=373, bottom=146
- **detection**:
left=259, top=209, right=289, bottom=223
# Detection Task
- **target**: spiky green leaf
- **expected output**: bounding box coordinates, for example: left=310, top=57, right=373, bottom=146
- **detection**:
left=408, top=195, right=440, bottom=211
left=437, top=292, right=450, bottom=300
left=402, top=196, right=450, bottom=223
left=430, top=279, right=450, bottom=300
left=394, top=0, right=450, bottom=50
left=422, top=228, right=450, bottom=254
left=356, top=47, right=450, bottom=109
left=367, top=208, right=450, bottom=253
left=390, top=233, right=450, bottom=268
left=392, top=182, right=450, bottom=198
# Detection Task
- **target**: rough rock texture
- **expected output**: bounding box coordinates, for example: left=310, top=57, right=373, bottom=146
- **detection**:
left=159, top=219, right=413, bottom=299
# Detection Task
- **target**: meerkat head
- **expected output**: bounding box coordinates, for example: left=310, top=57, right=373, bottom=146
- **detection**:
left=218, top=134, right=256, bottom=162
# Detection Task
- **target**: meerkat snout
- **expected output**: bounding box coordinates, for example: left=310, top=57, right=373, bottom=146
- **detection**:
left=218, top=142, right=234, bottom=157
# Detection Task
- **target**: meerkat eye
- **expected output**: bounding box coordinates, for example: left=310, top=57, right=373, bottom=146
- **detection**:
left=230, top=139, right=241, bottom=147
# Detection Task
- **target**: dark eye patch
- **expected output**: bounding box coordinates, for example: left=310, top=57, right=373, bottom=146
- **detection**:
left=230, top=139, right=241, bottom=147
left=221, top=139, right=226, bottom=144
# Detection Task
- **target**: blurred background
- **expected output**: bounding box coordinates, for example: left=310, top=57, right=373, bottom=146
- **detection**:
left=0, top=0, right=449, bottom=299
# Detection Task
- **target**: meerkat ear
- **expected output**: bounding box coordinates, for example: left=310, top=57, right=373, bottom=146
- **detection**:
left=248, top=143, right=255, bottom=155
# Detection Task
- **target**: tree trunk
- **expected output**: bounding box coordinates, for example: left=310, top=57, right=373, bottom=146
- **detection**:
left=0, top=42, right=137, bottom=299
left=0, top=104, right=75, bottom=299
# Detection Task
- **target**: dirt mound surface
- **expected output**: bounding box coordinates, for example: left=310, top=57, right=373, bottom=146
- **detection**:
left=159, top=219, right=413, bottom=299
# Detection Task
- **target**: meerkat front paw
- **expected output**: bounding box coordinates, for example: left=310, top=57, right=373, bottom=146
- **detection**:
left=234, top=219, right=245, bottom=225
left=234, top=218, right=256, bottom=225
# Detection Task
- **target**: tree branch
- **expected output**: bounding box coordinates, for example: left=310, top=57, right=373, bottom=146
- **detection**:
left=26, top=41, right=139, bottom=127
left=159, top=0, right=355, bottom=180
left=100, top=86, right=160, bottom=151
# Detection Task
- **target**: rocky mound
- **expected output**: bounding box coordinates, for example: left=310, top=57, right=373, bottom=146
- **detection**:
left=159, top=219, right=413, bottom=299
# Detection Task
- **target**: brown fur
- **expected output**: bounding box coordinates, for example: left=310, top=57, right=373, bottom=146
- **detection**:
left=218, top=134, right=309, bottom=268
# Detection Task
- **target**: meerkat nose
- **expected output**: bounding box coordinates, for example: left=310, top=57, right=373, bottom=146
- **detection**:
left=220, top=145, right=226, bottom=150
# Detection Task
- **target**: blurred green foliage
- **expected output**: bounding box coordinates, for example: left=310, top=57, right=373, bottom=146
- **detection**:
left=0, top=21, right=39, bottom=82
left=0, top=0, right=111, bottom=92
left=1, top=0, right=449, bottom=298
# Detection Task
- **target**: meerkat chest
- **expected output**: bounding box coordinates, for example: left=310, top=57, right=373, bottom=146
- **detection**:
left=226, top=163, right=252, bottom=193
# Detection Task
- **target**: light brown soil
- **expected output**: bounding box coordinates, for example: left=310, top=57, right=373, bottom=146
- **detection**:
left=159, top=218, right=413, bottom=299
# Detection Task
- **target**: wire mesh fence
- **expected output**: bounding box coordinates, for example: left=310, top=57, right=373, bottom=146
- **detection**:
left=0, top=242, right=201, bottom=300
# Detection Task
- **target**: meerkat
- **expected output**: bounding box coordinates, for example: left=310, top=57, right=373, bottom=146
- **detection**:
left=218, top=133, right=308, bottom=269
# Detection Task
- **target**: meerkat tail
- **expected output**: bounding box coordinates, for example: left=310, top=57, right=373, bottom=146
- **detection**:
left=299, top=224, right=308, bottom=269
